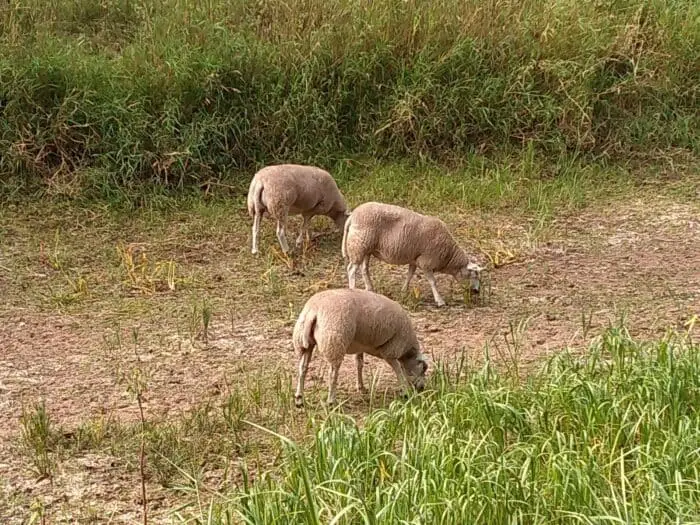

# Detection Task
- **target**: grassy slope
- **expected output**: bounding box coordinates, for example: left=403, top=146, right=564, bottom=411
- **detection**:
left=1, top=0, right=699, bottom=191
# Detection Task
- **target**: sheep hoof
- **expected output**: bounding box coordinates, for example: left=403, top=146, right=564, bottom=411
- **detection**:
left=294, top=396, right=304, bottom=408
left=436, top=301, right=446, bottom=307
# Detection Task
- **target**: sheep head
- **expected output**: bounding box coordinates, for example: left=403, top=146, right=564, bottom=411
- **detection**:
left=400, top=349, right=428, bottom=391
left=459, top=261, right=484, bottom=295
left=332, top=209, right=351, bottom=230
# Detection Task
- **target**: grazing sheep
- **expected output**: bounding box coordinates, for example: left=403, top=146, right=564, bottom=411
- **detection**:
left=342, top=201, right=483, bottom=307
left=292, top=288, right=428, bottom=407
left=247, top=164, right=349, bottom=254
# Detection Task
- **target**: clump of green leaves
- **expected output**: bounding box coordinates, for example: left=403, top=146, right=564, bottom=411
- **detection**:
left=214, top=328, right=700, bottom=523
left=19, top=401, right=56, bottom=480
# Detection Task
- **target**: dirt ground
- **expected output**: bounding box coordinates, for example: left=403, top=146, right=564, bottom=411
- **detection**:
left=1, top=187, right=699, bottom=522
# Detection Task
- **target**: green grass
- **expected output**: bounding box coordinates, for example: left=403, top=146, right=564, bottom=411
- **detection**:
left=19, top=401, right=56, bottom=480
left=334, top=153, right=638, bottom=216
left=185, top=327, right=700, bottom=524
left=19, top=327, right=700, bottom=523
left=1, top=0, right=698, bottom=193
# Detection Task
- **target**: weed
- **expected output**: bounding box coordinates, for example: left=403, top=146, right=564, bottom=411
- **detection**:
left=26, top=499, right=47, bottom=525
left=45, top=271, right=89, bottom=307
left=104, top=326, right=150, bottom=523
left=39, top=230, right=64, bottom=271
left=187, top=297, right=214, bottom=345
left=116, top=242, right=180, bottom=294
left=260, top=264, right=286, bottom=298
left=129, top=329, right=149, bottom=525
left=201, top=298, right=212, bottom=347
left=221, top=391, right=247, bottom=435
left=19, top=402, right=55, bottom=480
left=489, top=316, right=531, bottom=383
left=400, top=284, right=424, bottom=312
left=580, top=308, right=594, bottom=341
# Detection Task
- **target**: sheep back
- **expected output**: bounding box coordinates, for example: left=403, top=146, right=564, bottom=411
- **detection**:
left=293, top=288, right=419, bottom=361
left=345, top=202, right=463, bottom=272
left=249, top=164, right=347, bottom=219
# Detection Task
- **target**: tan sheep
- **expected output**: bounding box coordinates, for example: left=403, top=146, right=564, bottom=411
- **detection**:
left=292, top=288, right=428, bottom=407
left=247, top=164, right=349, bottom=254
left=342, top=201, right=483, bottom=307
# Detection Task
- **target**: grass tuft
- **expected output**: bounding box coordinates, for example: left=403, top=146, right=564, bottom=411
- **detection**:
left=19, top=401, right=57, bottom=480
left=194, top=328, right=700, bottom=523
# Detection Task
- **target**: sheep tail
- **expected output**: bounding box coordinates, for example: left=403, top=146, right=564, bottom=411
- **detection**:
left=293, top=310, right=317, bottom=354
left=247, top=179, right=264, bottom=217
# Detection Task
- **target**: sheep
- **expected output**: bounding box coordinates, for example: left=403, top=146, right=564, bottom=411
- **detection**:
left=341, top=201, right=484, bottom=307
left=292, top=288, right=428, bottom=407
left=247, top=164, right=350, bottom=254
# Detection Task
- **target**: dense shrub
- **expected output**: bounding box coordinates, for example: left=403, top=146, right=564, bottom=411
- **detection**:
left=1, top=0, right=698, bottom=189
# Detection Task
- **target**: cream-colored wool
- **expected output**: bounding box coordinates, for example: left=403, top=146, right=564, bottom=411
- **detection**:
left=292, top=288, right=428, bottom=406
left=342, top=201, right=483, bottom=306
left=247, top=164, right=349, bottom=254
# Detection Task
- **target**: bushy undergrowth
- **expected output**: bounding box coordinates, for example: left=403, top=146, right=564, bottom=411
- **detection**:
left=1, top=0, right=698, bottom=191
left=208, top=327, right=700, bottom=524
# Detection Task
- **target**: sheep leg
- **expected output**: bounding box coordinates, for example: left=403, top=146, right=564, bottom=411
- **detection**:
left=276, top=217, right=291, bottom=254
left=296, top=216, right=311, bottom=249
left=327, top=362, right=342, bottom=405
left=294, top=349, right=312, bottom=408
left=360, top=256, right=374, bottom=292
left=386, top=358, right=411, bottom=396
left=251, top=213, right=262, bottom=254
left=347, top=262, right=358, bottom=288
left=355, top=353, right=367, bottom=394
left=401, top=264, right=416, bottom=293
left=424, top=270, right=446, bottom=307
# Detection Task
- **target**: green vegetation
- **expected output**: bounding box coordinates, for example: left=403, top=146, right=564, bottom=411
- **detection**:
left=2, top=1, right=699, bottom=520
left=19, top=401, right=56, bottom=479
left=1, top=0, right=698, bottom=194
left=205, top=327, right=700, bottom=523
left=18, top=326, right=700, bottom=523
left=4, top=164, right=698, bottom=520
